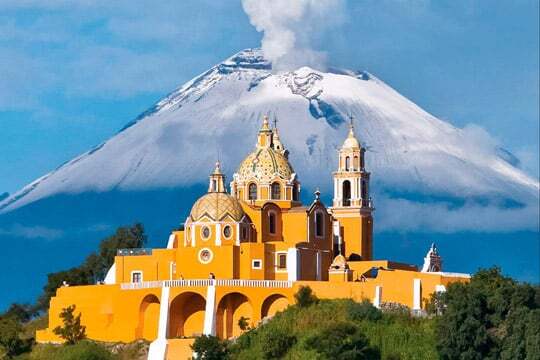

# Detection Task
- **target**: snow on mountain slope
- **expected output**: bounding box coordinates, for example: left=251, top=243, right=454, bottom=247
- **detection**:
left=1, top=49, right=538, bottom=230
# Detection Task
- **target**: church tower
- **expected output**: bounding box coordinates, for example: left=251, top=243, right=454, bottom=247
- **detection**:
left=330, top=120, right=374, bottom=260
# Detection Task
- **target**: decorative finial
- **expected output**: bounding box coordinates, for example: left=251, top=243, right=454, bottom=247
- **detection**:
left=213, top=160, right=222, bottom=174
left=273, top=115, right=278, bottom=129
left=314, top=188, right=321, bottom=201
left=348, top=113, right=354, bottom=130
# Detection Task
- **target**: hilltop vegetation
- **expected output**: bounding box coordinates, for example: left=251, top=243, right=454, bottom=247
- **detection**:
left=193, top=269, right=540, bottom=360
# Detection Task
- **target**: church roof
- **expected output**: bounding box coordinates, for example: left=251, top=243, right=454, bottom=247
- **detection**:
left=190, top=192, right=244, bottom=222
left=236, top=147, right=294, bottom=183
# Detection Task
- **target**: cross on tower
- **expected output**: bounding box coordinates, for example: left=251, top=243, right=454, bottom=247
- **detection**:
left=348, top=113, right=354, bottom=130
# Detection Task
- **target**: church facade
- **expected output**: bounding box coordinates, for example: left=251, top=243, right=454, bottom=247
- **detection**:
left=37, top=116, right=469, bottom=359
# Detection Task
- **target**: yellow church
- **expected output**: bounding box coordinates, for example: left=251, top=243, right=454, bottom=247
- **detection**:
left=36, top=116, right=469, bottom=359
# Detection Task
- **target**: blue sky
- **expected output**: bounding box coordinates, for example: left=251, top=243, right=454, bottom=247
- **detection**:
left=0, top=0, right=538, bottom=194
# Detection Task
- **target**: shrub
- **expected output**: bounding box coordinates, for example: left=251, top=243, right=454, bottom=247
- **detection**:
left=304, top=322, right=380, bottom=359
left=0, top=316, right=31, bottom=357
left=28, top=342, right=114, bottom=360
left=237, top=316, right=250, bottom=331
left=347, top=299, right=382, bottom=322
left=294, top=286, right=318, bottom=308
left=260, top=328, right=296, bottom=359
left=435, top=267, right=540, bottom=360
left=191, top=335, right=229, bottom=360
left=53, top=305, right=86, bottom=345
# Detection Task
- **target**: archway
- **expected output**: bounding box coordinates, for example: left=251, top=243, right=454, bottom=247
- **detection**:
left=168, top=292, right=206, bottom=338
left=136, top=294, right=160, bottom=340
left=261, top=294, right=289, bottom=319
left=342, top=180, right=351, bottom=206
left=216, top=292, right=253, bottom=339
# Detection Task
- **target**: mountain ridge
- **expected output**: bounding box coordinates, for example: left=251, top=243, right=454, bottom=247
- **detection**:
left=1, top=48, right=538, bottom=232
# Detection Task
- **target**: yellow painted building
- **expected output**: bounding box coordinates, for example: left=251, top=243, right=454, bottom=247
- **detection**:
left=36, top=116, right=469, bottom=359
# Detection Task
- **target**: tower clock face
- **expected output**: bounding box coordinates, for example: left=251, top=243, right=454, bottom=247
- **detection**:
left=198, top=248, right=213, bottom=264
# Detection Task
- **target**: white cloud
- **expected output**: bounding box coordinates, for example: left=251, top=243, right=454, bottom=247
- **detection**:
left=376, top=195, right=540, bottom=233
left=0, top=223, right=63, bottom=240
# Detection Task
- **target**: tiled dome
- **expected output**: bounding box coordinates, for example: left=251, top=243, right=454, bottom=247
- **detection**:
left=190, top=192, right=244, bottom=222
left=236, top=147, right=294, bottom=183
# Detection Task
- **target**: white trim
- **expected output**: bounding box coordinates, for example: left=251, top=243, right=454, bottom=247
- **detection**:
left=166, top=233, right=175, bottom=249
left=413, top=279, right=422, bottom=310
left=131, top=270, right=143, bottom=283
left=148, top=286, right=170, bottom=360
left=104, top=264, right=116, bottom=285
left=373, top=285, right=382, bottom=308
left=235, top=223, right=240, bottom=246
left=252, top=259, right=263, bottom=270
left=215, top=223, right=221, bottom=246
left=191, top=224, right=195, bottom=247
left=275, top=251, right=288, bottom=272
left=287, top=248, right=299, bottom=281
left=203, top=282, right=216, bottom=335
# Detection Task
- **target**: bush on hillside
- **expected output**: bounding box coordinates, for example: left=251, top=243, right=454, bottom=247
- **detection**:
left=435, top=267, right=540, bottom=360
left=0, top=316, right=31, bottom=358
left=294, top=286, right=318, bottom=307
left=29, top=341, right=114, bottom=360
left=191, top=335, right=229, bottom=360
left=260, top=328, right=296, bottom=359
left=304, top=322, right=380, bottom=360
left=347, top=299, right=382, bottom=322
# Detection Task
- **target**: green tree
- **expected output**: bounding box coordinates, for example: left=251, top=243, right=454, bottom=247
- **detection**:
left=37, top=223, right=147, bottom=310
left=237, top=316, right=250, bottom=331
left=294, top=286, right=318, bottom=308
left=304, top=322, right=380, bottom=360
left=53, top=305, right=86, bottom=345
left=191, top=335, right=229, bottom=360
left=0, top=316, right=27, bottom=358
left=435, top=267, right=540, bottom=360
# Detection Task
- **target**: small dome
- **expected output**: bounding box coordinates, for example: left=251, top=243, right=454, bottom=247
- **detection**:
left=330, top=254, right=349, bottom=270
left=236, top=147, right=294, bottom=182
left=342, top=127, right=360, bottom=149
left=190, top=192, right=244, bottom=222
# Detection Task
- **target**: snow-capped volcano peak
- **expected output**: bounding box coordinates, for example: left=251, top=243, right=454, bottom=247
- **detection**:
left=1, top=49, right=538, bottom=231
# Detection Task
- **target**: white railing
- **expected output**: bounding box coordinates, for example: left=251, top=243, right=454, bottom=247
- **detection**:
left=120, top=279, right=293, bottom=290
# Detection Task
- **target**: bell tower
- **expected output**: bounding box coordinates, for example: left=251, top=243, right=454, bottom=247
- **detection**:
left=330, top=119, right=374, bottom=260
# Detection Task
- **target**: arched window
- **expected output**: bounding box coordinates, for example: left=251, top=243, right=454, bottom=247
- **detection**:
left=248, top=183, right=257, bottom=200
left=354, top=155, right=359, bottom=171
left=271, top=182, right=281, bottom=200
left=292, top=184, right=299, bottom=201
left=269, top=211, right=276, bottom=234
left=315, top=211, right=324, bottom=237
left=345, top=156, right=350, bottom=171
left=342, top=180, right=351, bottom=206
left=212, top=179, right=218, bottom=192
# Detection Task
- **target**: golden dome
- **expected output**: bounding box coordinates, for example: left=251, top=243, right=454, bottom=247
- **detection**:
left=190, top=192, right=244, bottom=222
left=236, top=147, right=294, bottom=183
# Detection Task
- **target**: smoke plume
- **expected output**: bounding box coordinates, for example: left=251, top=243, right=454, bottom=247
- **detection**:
left=241, top=0, right=345, bottom=72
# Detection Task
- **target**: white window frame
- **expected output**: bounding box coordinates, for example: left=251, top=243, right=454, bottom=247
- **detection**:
left=275, top=252, right=288, bottom=272
left=252, top=259, right=263, bottom=270
left=131, top=270, right=143, bottom=283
